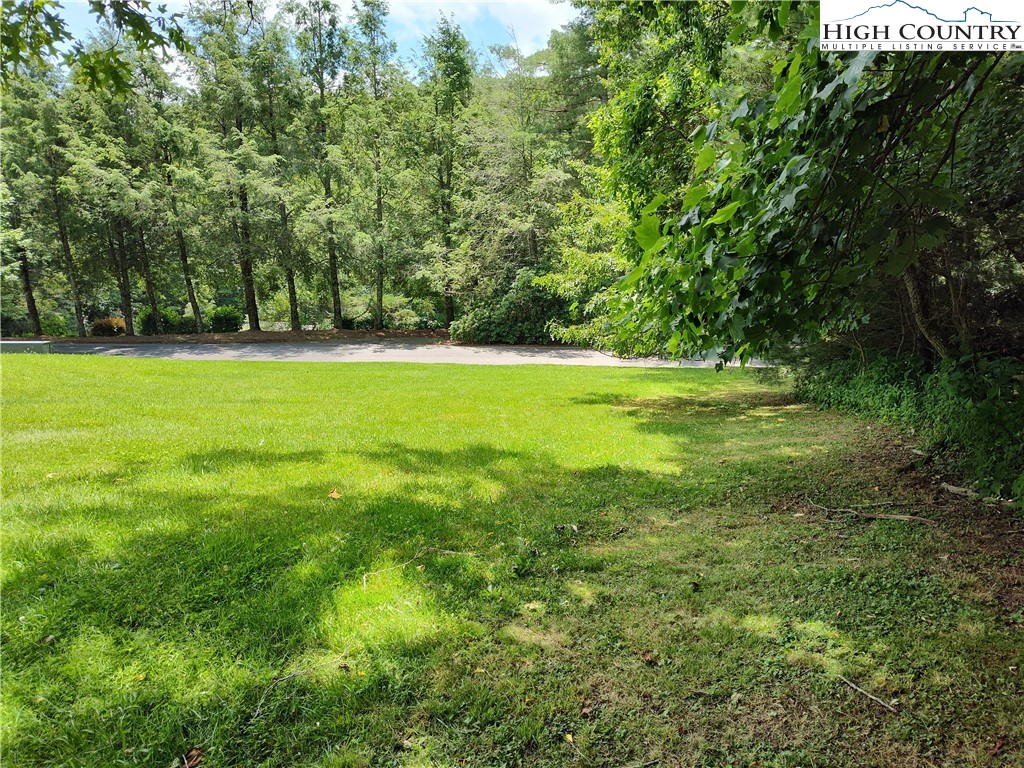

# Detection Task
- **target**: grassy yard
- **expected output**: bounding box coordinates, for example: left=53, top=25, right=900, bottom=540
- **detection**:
left=1, top=356, right=1021, bottom=768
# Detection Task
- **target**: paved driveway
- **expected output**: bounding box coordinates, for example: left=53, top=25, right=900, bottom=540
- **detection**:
left=50, top=339, right=737, bottom=367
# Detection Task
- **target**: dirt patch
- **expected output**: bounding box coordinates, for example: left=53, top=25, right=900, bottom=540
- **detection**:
left=772, top=428, right=1024, bottom=623
left=501, top=624, right=567, bottom=651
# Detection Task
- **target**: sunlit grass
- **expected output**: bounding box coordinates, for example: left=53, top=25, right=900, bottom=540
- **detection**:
left=1, top=356, right=1020, bottom=767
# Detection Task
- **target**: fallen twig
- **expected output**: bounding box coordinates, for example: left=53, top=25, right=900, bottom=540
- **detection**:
left=361, top=547, right=475, bottom=589
left=838, top=675, right=897, bottom=713
left=853, top=512, right=938, bottom=525
left=941, top=482, right=977, bottom=499
left=807, top=500, right=937, bottom=526
left=252, top=648, right=355, bottom=720
left=846, top=501, right=936, bottom=509
left=940, top=483, right=1016, bottom=508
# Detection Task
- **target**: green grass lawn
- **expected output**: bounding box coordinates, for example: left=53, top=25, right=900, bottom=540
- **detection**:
left=2, top=356, right=1021, bottom=768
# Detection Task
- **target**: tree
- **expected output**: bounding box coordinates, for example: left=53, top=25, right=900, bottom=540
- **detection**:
left=193, top=1, right=263, bottom=331
left=2, top=70, right=89, bottom=336
left=289, top=0, right=349, bottom=330
left=599, top=3, right=1023, bottom=365
left=0, top=180, right=44, bottom=335
left=423, top=15, right=473, bottom=327
left=1, top=0, right=191, bottom=89
left=351, top=0, right=398, bottom=330
left=248, top=17, right=306, bottom=331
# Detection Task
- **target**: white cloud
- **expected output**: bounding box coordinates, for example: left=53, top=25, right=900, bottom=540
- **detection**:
left=387, top=0, right=578, bottom=54
left=486, top=0, right=578, bottom=52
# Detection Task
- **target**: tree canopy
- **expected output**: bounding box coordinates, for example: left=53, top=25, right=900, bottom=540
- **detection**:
left=2, top=0, right=1021, bottom=370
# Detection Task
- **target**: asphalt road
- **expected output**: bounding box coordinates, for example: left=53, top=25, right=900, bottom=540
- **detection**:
left=48, top=339, right=737, bottom=367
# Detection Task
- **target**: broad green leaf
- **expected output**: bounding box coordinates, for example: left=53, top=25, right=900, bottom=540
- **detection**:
left=641, top=194, right=668, bottom=215
left=707, top=201, right=742, bottom=225
left=633, top=215, right=662, bottom=251
left=691, top=124, right=708, bottom=150
left=681, top=184, right=709, bottom=209
left=775, top=73, right=803, bottom=115
left=694, top=144, right=717, bottom=175
left=621, top=264, right=646, bottom=289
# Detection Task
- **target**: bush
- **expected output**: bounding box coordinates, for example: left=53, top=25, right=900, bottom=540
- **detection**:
left=177, top=314, right=200, bottom=334
left=209, top=306, right=244, bottom=333
left=90, top=317, right=127, bottom=337
left=796, top=353, right=1024, bottom=498
left=0, top=315, right=30, bottom=337
left=138, top=306, right=183, bottom=335
left=450, top=269, right=566, bottom=344
left=40, top=312, right=70, bottom=337
left=348, top=295, right=441, bottom=331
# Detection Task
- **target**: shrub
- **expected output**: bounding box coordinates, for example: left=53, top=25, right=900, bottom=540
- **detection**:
left=0, top=315, right=30, bottom=337
left=209, top=306, right=244, bottom=333
left=40, top=312, right=70, bottom=337
left=90, top=317, right=127, bottom=337
left=348, top=295, right=441, bottom=331
left=177, top=314, right=200, bottom=334
left=796, top=353, right=1024, bottom=498
left=137, top=307, right=183, bottom=335
left=450, top=269, right=566, bottom=344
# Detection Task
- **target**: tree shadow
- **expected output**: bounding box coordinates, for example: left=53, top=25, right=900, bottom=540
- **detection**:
left=571, top=389, right=796, bottom=415
left=3, top=419, right=1020, bottom=766
left=183, top=448, right=328, bottom=473
left=1, top=436, right=723, bottom=765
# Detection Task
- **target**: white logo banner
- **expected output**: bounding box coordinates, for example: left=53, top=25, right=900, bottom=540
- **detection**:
left=819, top=0, right=1023, bottom=51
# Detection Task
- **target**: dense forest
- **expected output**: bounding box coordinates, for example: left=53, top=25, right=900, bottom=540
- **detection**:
left=1, top=0, right=607, bottom=340
left=2, top=1, right=1022, bottom=494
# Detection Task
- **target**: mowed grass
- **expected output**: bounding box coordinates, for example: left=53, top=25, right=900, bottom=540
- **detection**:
left=1, top=356, right=1021, bottom=768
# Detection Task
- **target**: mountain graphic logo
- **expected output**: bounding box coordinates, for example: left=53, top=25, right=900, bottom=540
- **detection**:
left=830, top=1, right=1016, bottom=23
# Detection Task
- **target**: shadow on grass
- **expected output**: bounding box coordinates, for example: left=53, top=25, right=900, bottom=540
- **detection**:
left=2, top=395, right=1020, bottom=767
left=572, top=389, right=794, bottom=410
left=3, top=443, right=696, bottom=766
left=184, top=448, right=328, bottom=473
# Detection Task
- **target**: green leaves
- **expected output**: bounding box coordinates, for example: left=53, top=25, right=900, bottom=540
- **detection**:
left=610, top=3, right=1010, bottom=366
left=694, top=144, right=718, bottom=175
left=1, top=0, right=192, bottom=90
left=707, top=201, right=742, bottom=225
left=681, top=184, right=709, bottom=210
left=633, top=215, right=662, bottom=252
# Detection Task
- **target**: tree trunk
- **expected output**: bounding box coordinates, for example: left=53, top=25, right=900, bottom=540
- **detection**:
left=176, top=228, right=203, bottom=333
left=444, top=285, right=455, bottom=328
left=108, top=230, right=135, bottom=335
left=114, top=224, right=136, bottom=335
left=902, top=268, right=950, bottom=360
left=165, top=160, right=203, bottom=333
left=325, top=175, right=343, bottom=330
left=277, top=200, right=301, bottom=333
left=286, top=267, right=301, bottom=332
left=56, top=218, right=86, bottom=337
left=234, top=115, right=260, bottom=332
left=440, top=152, right=455, bottom=328
left=52, top=187, right=86, bottom=336
left=375, top=258, right=384, bottom=330
left=238, top=184, right=261, bottom=332
left=137, top=230, right=162, bottom=334
left=17, top=245, right=43, bottom=336
left=374, top=153, right=385, bottom=331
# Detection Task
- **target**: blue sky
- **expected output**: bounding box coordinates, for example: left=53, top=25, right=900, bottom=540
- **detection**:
left=57, top=0, right=580, bottom=68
